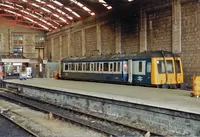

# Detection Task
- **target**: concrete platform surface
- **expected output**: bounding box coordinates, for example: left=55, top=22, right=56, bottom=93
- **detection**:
left=4, top=78, right=200, bottom=114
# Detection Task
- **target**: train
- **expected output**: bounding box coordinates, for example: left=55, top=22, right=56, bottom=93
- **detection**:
left=59, top=50, right=184, bottom=88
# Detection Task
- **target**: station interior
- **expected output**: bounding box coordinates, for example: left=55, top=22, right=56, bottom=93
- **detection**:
left=0, top=0, right=200, bottom=137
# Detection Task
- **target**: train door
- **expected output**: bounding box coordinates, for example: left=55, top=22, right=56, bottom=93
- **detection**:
left=132, top=60, right=151, bottom=85
left=122, top=61, right=128, bottom=82
left=154, top=58, right=176, bottom=85
left=128, top=59, right=132, bottom=83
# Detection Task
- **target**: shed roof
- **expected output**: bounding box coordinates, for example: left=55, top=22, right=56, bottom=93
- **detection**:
left=0, top=0, right=135, bottom=31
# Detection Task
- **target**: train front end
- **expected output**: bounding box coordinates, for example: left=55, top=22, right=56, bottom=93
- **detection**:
left=151, top=55, right=184, bottom=87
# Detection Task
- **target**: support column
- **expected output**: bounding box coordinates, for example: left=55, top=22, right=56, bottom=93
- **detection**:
left=82, top=29, right=86, bottom=56
left=115, top=19, right=122, bottom=53
left=172, top=0, right=181, bottom=53
left=51, top=38, right=54, bottom=61
left=59, top=36, right=62, bottom=59
left=139, top=0, right=147, bottom=52
left=97, top=23, right=101, bottom=55
left=67, top=33, right=71, bottom=57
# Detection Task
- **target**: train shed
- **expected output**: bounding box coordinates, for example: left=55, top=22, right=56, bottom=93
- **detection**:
left=0, top=0, right=200, bottom=136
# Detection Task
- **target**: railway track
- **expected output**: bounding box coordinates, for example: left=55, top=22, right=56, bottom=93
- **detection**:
left=0, top=109, right=38, bottom=137
left=0, top=89, right=165, bottom=137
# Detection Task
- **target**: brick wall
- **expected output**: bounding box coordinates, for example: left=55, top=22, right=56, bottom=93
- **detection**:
left=46, top=39, right=51, bottom=59
left=85, top=26, right=97, bottom=56
left=101, top=22, right=116, bottom=55
left=53, top=37, right=60, bottom=61
left=181, top=1, right=200, bottom=84
left=121, top=16, right=140, bottom=53
left=147, top=9, right=172, bottom=51
left=72, top=31, right=82, bottom=57
left=62, top=34, right=68, bottom=58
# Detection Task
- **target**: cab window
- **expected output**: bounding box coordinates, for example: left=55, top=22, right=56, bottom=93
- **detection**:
left=166, top=60, right=174, bottom=73
left=175, top=60, right=181, bottom=73
left=157, top=60, right=165, bottom=74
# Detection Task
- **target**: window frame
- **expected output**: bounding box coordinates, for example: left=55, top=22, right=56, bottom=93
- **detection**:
left=175, top=59, right=181, bottom=73
left=157, top=60, right=166, bottom=74
left=103, top=62, right=109, bottom=72
left=139, top=61, right=142, bottom=73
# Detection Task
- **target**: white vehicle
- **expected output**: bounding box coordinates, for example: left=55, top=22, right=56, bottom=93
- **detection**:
left=26, top=67, right=32, bottom=79
left=19, top=71, right=27, bottom=80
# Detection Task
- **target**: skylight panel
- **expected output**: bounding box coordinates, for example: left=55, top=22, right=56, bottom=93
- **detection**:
left=4, top=9, right=21, bottom=16
left=32, top=3, right=40, bottom=8
left=0, top=3, right=15, bottom=9
left=98, top=0, right=112, bottom=10
left=64, top=7, right=80, bottom=18
left=69, top=0, right=95, bottom=15
left=41, top=7, right=51, bottom=13
left=47, top=4, right=56, bottom=10
left=59, top=17, right=66, bottom=22
left=52, top=0, right=63, bottom=6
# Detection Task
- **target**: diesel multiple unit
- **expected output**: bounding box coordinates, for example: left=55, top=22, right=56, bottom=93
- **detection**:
left=60, top=51, right=184, bottom=88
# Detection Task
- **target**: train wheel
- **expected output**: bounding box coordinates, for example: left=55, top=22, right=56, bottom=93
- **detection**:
left=190, top=93, right=194, bottom=97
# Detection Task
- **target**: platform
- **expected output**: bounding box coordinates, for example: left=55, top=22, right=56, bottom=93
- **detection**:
left=3, top=78, right=200, bottom=115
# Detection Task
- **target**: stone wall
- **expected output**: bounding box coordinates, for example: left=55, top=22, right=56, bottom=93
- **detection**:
left=181, top=1, right=200, bottom=84
left=6, top=82, right=200, bottom=136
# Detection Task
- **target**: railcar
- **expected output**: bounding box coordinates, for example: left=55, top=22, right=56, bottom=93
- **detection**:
left=60, top=50, right=184, bottom=88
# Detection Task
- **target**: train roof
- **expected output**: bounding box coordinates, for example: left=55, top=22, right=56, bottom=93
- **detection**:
left=61, top=50, right=180, bottom=62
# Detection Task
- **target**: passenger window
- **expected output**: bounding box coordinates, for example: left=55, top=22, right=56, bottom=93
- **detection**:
left=139, top=62, right=142, bottom=72
left=91, top=63, right=94, bottom=71
left=104, top=63, right=109, bottom=71
left=157, top=60, right=165, bottom=74
left=75, top=64, right=78, bottom=71
left=78, top=63, right=82, bottom=71
left=86, top=63, right=90, bottom=71
left=114, top=63, right=117, bottom=72
left=97, top=63, right=99, bottom=71
left=100, top=63, right=103, bottom=71
left=110, top=63, right=113, bottom=72
left=65, top=64, right=68, bottom=70
left=82, top=64, right=86, bottom=71
left=68, top=64, right=72, bottom=70
left=72, top=63, right=75, bottom=70
left=94, top=63, right=97, bottom=71
left=166, top=60, right=174, bottom=73
left=117, top=62, right=121, bottom=72
left=175, top=60, right=181, bottom=73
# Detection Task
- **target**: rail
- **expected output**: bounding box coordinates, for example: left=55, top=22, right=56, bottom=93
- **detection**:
left=0, top=110, right=38, bottom=137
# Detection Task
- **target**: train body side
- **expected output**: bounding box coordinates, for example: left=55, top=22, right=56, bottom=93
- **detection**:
left=60, top=60, right=128, bottom=83
left=59, top=51, right=184, bottom=87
